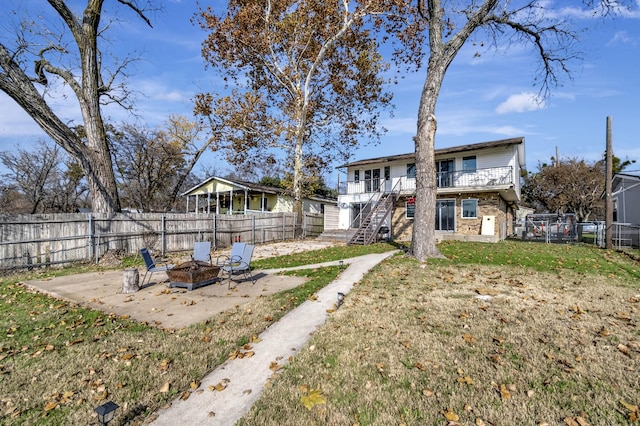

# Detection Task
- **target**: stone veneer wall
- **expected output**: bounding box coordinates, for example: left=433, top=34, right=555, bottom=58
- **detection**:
left=390, top=193, right=514, bottom=242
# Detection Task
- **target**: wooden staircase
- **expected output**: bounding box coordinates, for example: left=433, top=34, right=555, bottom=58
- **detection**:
left=348, top=191, right=397, bottom=245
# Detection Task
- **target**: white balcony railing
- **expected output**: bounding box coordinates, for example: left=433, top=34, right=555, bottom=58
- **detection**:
left=339, top=166, right=513, bottom=195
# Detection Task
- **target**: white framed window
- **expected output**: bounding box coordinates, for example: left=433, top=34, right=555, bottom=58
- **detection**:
left=462, top=156, right=477, bottom=173
left=461, top=199, right=478, bottom=219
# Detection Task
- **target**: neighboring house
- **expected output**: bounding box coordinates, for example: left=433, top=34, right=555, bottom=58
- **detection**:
left=181, top=176, right=336, bottom=215
left=336, top=137, right=525, bottom=243
left=612, top=173, right=640, bottom=224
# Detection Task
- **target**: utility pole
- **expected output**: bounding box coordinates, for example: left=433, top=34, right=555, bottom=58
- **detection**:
left=605, top=116, right=613, bottom=249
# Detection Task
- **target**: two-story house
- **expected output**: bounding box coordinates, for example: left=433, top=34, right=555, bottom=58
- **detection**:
left=336, top=137, right=525, bottom=243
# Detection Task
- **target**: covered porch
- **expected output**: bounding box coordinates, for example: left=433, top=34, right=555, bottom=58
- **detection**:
left=182, top=177, right=277, bottom=215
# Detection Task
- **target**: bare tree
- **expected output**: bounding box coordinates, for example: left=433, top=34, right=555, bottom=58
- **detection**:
left=408, top=0, right=610, bottom=260
left=110, top=116, right=212, bottom=212
left=0, top=0, right=156, bottom=213
left=0, top=139, right=88, bottom=213
left=0, top=140, right=62, bottom=213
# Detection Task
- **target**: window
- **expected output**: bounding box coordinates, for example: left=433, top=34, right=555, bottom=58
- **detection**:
left=406, top=197, right=415, bottom=219
left=436, top=159, right=454, bottom=187
left=354, top=170, right=360, bottom=182
left=407, top=163, right=416, bottom=179
left=461, top=199, right=478, bottom=218
left=384, top=166, right=391, bottom=191
left=462, top=156, right=477, bottom=173
left=364, top=168, right=380, bottom=192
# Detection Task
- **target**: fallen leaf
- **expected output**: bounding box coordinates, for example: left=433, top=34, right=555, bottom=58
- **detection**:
left=269, top=361, right=282, bottom=372
left=442, top=408, right=459, bottom=421
left=180, top=391, right=190, bottom=401
left=463, top=333, right=476, bottom=344
left=44, top=401, right=58, bottom=411
left=499, top=384, right=511, bottom=399
left=457, top=376, right=474, bottom=385
left=620, top=400, right=639, bottom=412
left=475, top=288, right=499, bottom=296
left=213, top=382, right=226, bottom=391
left=618, top=344, right=631, bottom=357
left=159, top=382, right=170, bottom=393
left=190, top=381, right=200, bottom=389
left=300, top=388, right=326, bottom=410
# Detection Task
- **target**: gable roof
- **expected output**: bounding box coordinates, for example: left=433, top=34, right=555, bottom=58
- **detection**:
left=337, top=137, right=525, bottom=168
left=612, top=173, right=640, bottom=194
left=181, top=176, right=336, bottom=203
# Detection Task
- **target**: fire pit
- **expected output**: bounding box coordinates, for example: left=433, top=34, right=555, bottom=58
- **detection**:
left=167, top=261, right=220, bottom=291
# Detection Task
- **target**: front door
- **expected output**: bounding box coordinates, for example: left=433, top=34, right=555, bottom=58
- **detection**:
left=435, top=199, right=455, bottom=231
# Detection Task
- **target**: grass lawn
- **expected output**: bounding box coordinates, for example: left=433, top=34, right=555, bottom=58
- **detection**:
left=1, top=240, right=639, bottom=425
left=0, top=242, right=396, bottom=425
left=238, top=241, right=640, bottom=426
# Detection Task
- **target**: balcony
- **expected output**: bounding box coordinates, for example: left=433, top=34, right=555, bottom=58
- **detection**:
left=339, top=166, right=515, bottom=197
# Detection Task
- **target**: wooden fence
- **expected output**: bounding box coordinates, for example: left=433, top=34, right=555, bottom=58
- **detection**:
left=0, top=212, right=324, bottom=271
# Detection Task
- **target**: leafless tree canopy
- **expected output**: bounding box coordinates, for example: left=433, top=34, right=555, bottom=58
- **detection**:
left=0, top=0, right=157, bottom=213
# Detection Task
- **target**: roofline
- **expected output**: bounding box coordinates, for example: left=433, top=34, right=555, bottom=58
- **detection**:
left=181, top=176, right=337, bottom=201
left=337, top=137, right=525, bottom=168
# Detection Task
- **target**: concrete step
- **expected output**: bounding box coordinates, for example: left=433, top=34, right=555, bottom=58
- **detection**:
left=317, top=229, right=356, bottom=242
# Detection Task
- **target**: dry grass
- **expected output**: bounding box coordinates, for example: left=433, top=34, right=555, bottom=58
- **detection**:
left=239, top=251, right=640, bottom=426
left=0, top=266, right=340, bottom=425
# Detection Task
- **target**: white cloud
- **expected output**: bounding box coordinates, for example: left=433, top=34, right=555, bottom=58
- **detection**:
left=608, top=31, right=636, bottom=45
left=496, top=92, right=545, bottom=114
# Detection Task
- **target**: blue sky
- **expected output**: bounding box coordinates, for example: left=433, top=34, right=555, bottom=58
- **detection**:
left=1, top=0, right=639, bottom=183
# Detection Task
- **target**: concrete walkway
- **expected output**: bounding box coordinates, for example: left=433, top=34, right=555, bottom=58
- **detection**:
left=148, top=251, right=398, bottom=425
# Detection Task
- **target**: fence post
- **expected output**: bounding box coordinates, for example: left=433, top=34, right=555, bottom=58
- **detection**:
left=302, top=213, right=307, bottom=238
left=95, top=234, right=100, bottom=264
left=88, top=214, right=95, bottom=262
left=251, top=215, right=255, bottom=244
left=161, top=214, right=166, bottom=256
left=282, top=212, right=286, bottom=241
left=213, top=214, right=217, bottom=250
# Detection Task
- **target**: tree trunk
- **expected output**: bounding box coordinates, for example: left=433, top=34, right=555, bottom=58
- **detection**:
left=122, top=268, right=140, bottom=294
left=292, top=132, right=304, bottom=237
left=410, top=58, right=447, bottom=261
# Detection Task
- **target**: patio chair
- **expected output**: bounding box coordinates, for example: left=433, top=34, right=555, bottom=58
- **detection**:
left=193, top=241, right=212, bottom=264
left=140, top=248, right=174, bottom=286
left=215, top=242, right=246, bottom=268
left=220, top=243, right=256, bottom=289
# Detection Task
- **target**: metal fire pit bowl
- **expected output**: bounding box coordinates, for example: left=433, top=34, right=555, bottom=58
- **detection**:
left=167, top=261, right=220, bottom=291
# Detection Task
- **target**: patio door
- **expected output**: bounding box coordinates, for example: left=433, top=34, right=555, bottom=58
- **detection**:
left=351, top=202, right=371, bottom=228
left=435, top=199, right=455, bottom=231
left=364, top=168, right=380, bottom=193
left=436, top=159, right=454, bottom=188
